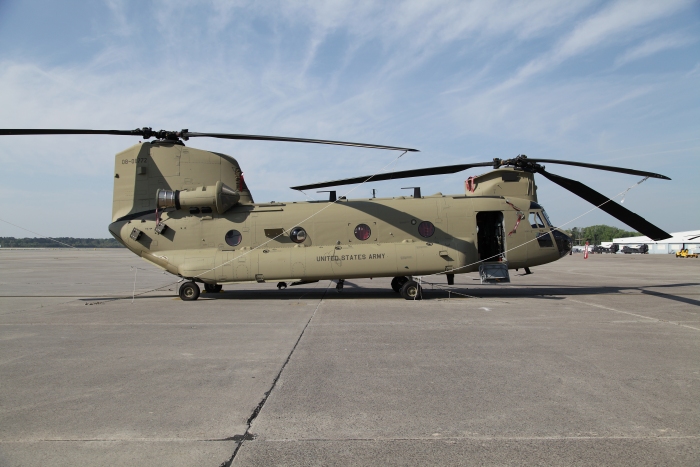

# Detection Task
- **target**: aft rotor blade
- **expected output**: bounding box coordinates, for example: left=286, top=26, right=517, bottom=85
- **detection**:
left=290, top=162, right=494, bottom=191
left=537, top=168, right=671, bottom=241
left=183, top=132, right=419, bottom=152
left=0, top=129, right=143, bottom=136
left=528, top=159, right=670, bottom=180
left=0, top=128, right=419, bottom=152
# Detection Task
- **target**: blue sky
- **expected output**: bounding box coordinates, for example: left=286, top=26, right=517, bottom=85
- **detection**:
left=0, top=0, right=698, bottom=238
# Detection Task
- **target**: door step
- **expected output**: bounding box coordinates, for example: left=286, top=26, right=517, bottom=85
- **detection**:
left=479, top=262, right=510, bottom=284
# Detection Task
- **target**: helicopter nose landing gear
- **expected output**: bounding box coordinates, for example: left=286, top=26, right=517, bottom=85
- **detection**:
left=179, top=281, right=200, bottom=301
left=204, top=283, right=223, bottom=293
left=336, top=279, right=345, bottom=292
left=400, top=280, right=422, bottom=300
left=277, top=282, right=287, bottom=290
left=391, top=276, right=408, bottom=293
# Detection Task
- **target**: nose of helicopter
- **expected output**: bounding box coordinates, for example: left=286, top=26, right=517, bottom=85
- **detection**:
left=552, top=229, right=573, bottom=257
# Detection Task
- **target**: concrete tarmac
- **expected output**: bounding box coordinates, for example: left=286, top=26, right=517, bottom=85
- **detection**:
left=0, top=249, right=698, bottom=466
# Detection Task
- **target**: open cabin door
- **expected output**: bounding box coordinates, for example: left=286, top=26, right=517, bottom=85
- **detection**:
left=476, top=211, right=505, bottom=262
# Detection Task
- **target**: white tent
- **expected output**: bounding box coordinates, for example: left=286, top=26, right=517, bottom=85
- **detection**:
left=612, top=230, right=700, bottom=254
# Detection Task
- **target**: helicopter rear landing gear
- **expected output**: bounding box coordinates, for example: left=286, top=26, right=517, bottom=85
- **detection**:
left=277, top=282, right=288, bottom=290
left=336, top=279, right=345, bottom=292
left=204, top=283, right=222, bottom=293
left=391, top=276, right=408, bottom=293
left=179, top=281, right=200, bottom=301
left=400, top=280, right=422, bottom=300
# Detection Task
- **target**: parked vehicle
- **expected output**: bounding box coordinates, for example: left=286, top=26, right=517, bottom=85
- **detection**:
left=621, top=244, right=648, bottom=254
left=592, top=243, right=619, bottom=254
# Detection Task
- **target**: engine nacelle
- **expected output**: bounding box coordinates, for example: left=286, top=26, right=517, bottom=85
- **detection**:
left=156, top=181, right=240, bottom=215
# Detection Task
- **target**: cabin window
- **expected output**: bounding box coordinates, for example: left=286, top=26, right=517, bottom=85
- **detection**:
left=354, top=224, right=371, bottom=241
left=290, top=226, right=307, bottom=243
left=418, top=221, right=435, bottom=238
left=225, top=230, right=242, bottom=247
left=529, top=212, right=546, bottom=228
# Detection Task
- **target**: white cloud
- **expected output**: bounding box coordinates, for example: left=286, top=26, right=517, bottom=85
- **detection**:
left=555, top=0, right=688, bottom=59
left=0, top=0, right=698, bottom=235
left=103, top=0, right=134, bottom=37
left=615, top=32, right=697, bottom=66
left=498, top=0, right=693, bottom=89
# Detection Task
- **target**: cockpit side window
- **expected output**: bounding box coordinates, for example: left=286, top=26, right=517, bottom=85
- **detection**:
left=529, top=212, right=546, bottom=228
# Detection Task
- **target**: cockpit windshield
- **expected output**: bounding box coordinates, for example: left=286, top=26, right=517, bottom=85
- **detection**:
left=541, top=209, right=552, bottom=227
left=529, top=212, right=546, bottom=228
left=529, top=209, right=552, bottom=228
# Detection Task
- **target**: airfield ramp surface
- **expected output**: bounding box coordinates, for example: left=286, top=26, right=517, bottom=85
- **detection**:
left=0, top=249, right=698, bottom=466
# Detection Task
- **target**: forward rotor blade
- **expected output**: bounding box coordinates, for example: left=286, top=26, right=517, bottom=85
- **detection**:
left=537, top=168, right=671, bottom=241
left=528, top=158, right=670, bottom=180
left=290, top=162, right=494, bottom=191
left=183, top=132, right=418, bottom=152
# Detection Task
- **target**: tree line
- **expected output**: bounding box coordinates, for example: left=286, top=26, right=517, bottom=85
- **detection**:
left=0, top=237, right=124, bottom=248
left=560, top=225, right=642, bottom=245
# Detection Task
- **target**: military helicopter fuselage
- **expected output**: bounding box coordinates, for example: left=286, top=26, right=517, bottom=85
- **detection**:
left=108, top=141, right=571, bottom=291
left=1, top=127, right=670, bottom=300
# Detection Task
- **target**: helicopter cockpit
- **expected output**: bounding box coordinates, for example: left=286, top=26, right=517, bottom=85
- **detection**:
left=529, top=202, right=572, bottom=257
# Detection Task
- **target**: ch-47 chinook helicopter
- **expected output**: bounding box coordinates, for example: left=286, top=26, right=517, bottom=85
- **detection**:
left=2, top=128, right=672, bottom=301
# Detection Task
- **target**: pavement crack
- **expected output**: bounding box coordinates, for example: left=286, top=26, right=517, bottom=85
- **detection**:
left=220, top=281, right=331, bottom=467
left=209, top=433, right=256, bottom=442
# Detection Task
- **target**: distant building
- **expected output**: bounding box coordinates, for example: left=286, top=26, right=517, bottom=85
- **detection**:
left=611, top=230, right=700, bottom=254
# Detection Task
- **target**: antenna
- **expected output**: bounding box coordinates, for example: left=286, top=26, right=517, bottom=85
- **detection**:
left=402, top=187, right=421, bottom=198
left=317, top=190, right=337, bottom=202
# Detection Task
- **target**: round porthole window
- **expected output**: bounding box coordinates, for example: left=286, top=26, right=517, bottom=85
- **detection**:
left=354, top=224, right=371, bottom=241
left=225, top=230, right=242, bottom=247
left=418, top=221, right=435, bottom=238
left=290, top=226, right=307, bottom=243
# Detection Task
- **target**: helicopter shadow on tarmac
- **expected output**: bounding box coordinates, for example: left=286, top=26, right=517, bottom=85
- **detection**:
left=438, top=282, right=700, bottom=307
left=195, top=281, right=700, bottom=307
left=200, top=282, right=399, bottom=301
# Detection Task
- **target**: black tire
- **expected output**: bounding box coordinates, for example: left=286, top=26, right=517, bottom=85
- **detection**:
left=204, top=283, right=222, bottom=293
left=179, top=281, right=200, bottom=301
left=391, top=276, right=408, bottom=293
left=400, top=280, right=422, bottom=300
